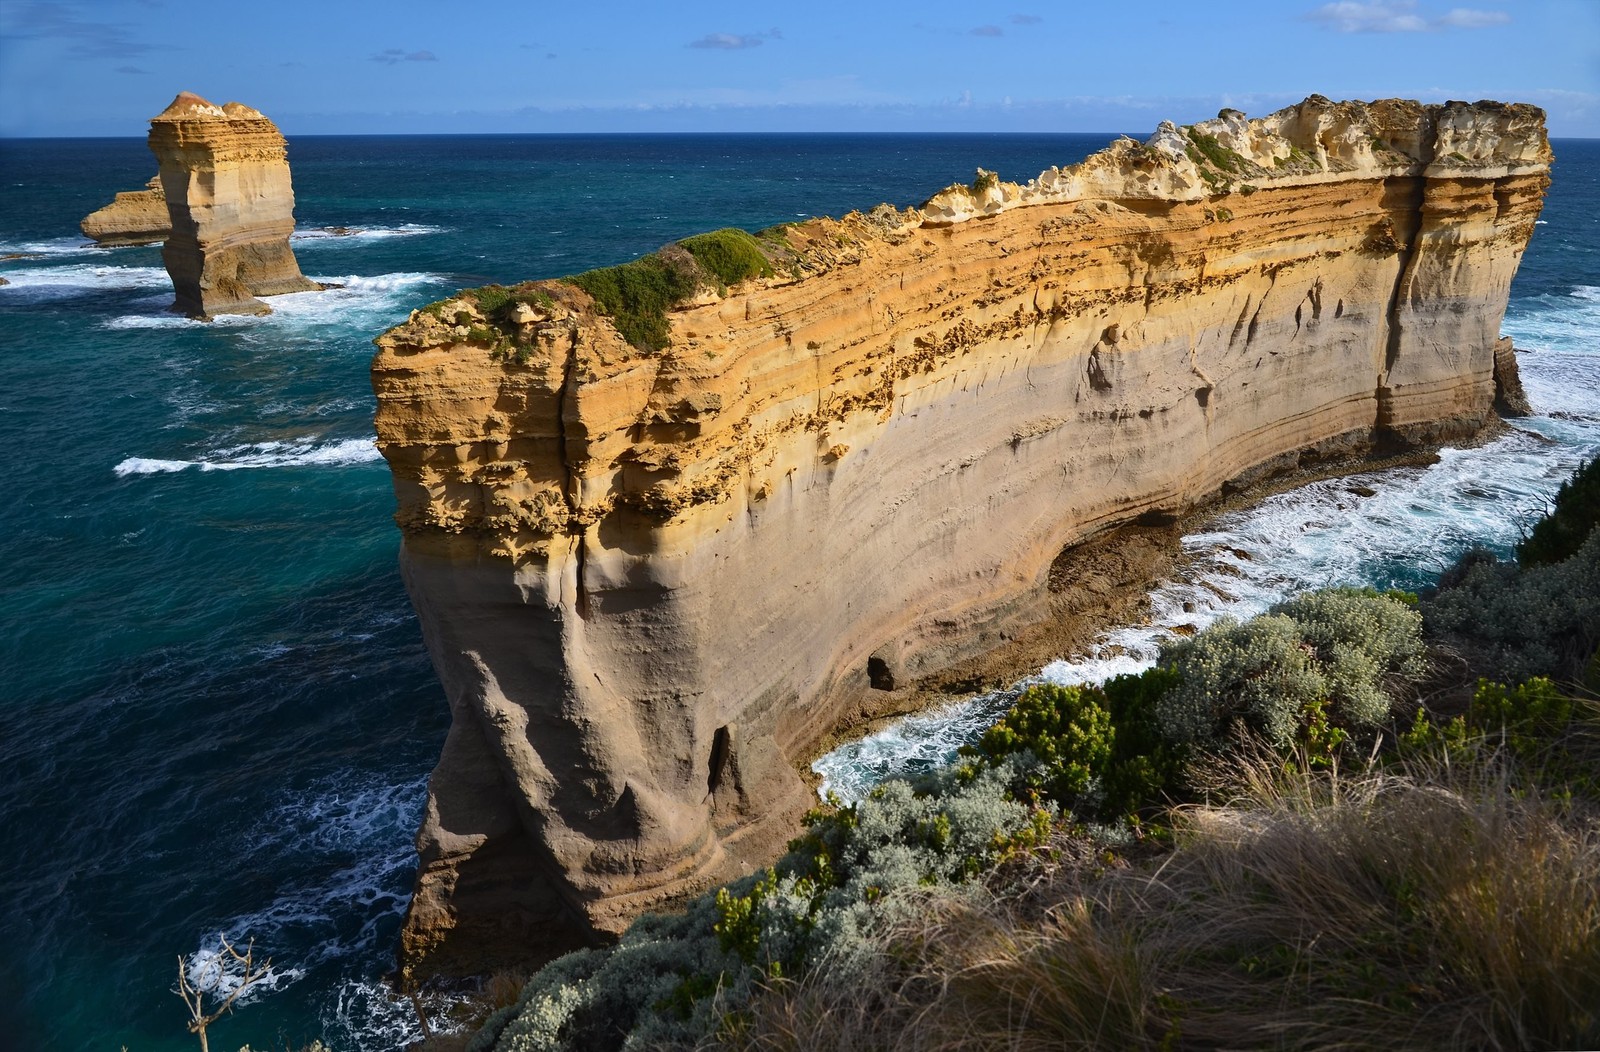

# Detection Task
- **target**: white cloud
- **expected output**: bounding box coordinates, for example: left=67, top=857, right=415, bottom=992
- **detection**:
left=1307, top=1, right=1428, bottom=32
left=1436, top=7, right=1512, bottom=27
left=687, top=29, right=781, bottom=50
left=371, top=48, right=436, bottom=64
left=1305, top=1, right=1510, bottom=32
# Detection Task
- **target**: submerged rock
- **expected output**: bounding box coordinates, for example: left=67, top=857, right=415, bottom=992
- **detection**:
left=371, top=96, right=1552, bottom=977
left=147, top=92, right=320, bottom=318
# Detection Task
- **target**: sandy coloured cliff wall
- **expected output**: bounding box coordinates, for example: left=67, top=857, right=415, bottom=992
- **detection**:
left=372, top=96, right=1549, bottom=976
left=147, top=92, right=320, bottom=318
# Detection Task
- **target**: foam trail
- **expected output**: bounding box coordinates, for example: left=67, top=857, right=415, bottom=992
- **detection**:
left=812, top=694, right=1019, bottom=802
left=97, top=272, right=440, bottom=331
left=0, top=236, right=106, bottom=258
left=292, top=224, right=446, bottom=242
left=0, top=263, right=170, bottom=299
left=1503, top=286, right=1600, bottom=357
left=114, top=438, right=381, bottom=476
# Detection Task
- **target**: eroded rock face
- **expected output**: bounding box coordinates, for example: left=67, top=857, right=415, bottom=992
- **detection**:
left=80, top=176, right=170, bottom=247
left=372, top=96, right=1549, bottom=976
left=147, top=92, right=319, bottom=318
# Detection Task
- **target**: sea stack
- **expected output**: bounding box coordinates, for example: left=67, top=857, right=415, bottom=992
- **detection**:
left=372, top=96, right=1550, bottom=977
left=80, top=176, right=171, bottom=247
left=147, top=92, right=319, bottom=318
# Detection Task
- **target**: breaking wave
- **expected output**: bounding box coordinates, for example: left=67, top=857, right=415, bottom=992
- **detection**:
left=114, top=438, right=381, bottom=476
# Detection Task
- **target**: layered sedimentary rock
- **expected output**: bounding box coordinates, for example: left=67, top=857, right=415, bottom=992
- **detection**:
left=372, top=96, right=1549, bottom=976
left=147, top=92, right=319, bottom=317
left=80, top=176, right=170, bottom=246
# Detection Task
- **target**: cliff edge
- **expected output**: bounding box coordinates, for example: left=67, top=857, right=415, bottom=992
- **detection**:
left=372, top=96, right=1549, bottom=977
left=148, top=92, right=320, bottom=318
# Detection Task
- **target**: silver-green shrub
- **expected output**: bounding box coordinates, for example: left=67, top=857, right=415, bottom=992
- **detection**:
left=474, top=755, right=1048, bottom=1052
left=1425, top=529, right=1600, bottom=683
left=1156, top=588, right=1426, bottom=748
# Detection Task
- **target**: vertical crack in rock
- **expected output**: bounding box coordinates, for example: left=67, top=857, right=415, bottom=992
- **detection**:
left=558, top=327, right=590, bottom=620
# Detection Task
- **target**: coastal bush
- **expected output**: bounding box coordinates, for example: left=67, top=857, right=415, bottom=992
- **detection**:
left=1156, top=587, right=1426, bottom=750
left=1403, top=676, right=1600, bottom=801
left=965, top=667, right=1185, bottom=820
left=472, top=758, right=1051, bottom=1051
left=1184, top=128, right=1245, bottom=174
left=719, top=747, right=1600, bottom=1052
left=566, top=253, right=699, bottom=352
left=1425, top=529, right=1600, bottom=683
left=969, top=168, right=1000, bottom=196
left=561, top=229, right=772, bottom=352
left=473, top=284, right=515, bottom=317
left=1518, top=457, right=1600, bottom=567
left=680, top=228, right=774, bottom=288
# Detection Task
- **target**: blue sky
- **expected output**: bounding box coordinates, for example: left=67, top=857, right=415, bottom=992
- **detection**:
left=1, top=0, right=1596, bottom=137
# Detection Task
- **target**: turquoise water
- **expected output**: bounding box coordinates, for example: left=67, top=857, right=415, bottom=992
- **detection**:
left=0, top=133, right=1126, bottom=1052
left=2, top=134, right=1597, bottom=1051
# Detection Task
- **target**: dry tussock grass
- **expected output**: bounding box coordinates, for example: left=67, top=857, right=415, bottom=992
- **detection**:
left=715, top=747, right=1600, bottom=1051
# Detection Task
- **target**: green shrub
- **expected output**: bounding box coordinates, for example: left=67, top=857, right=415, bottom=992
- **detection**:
left=1184, top=128, right=1246, bottom=174
left=566, top=253, right=699, bottom=352
left=474, top=284, right=514, bottom=317
left=679, top=228, right=774, bottom=288
left=966, top=667, right=1185, bottom=820
left=1519, top=458, right=1600, bottom=568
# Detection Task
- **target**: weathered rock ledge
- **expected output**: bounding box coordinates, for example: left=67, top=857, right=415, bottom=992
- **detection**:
left=80, top=176, right=170, bottom=247
left=372, top=96, right=1549, bottom=977
left=148, top=92, right=320, bottom=318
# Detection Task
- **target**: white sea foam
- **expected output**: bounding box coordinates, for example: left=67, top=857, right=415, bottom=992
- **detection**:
left=0, top=236, right=104, bottom=258
left=0, top=263, right=170, bottom=299
left=190, top=777, right=424, bottom=966
left=814, top=693, right=1018, bottom=801
left=292, top=223, right=445, bottom=242
left=114, top=438, right=381, bottom=476
left=101, top=312, right=252, bottom=331
left=1503, top=285, right=1600, bottom=358
left=322, top=979, right=473, bottom=1052
left=179, top=935, right=306, bottom=1009
left=97, top=271, right=440, bottom=331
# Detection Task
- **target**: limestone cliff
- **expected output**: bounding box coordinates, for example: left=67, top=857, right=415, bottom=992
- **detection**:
left=147, top=92, right=320, bottom=318
left=80, top=176, right=170, bottom=246
left=372, top=96, right=1549, bottom=976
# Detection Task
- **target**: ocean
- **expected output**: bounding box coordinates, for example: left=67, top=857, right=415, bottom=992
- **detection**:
left=0, top=132, right=1596, bottom=1052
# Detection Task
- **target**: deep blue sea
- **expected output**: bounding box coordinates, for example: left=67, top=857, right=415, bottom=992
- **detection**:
left=0, top=133, right=1596, bottom=1052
